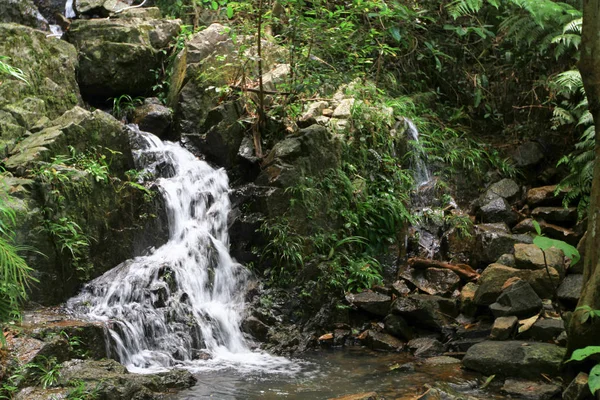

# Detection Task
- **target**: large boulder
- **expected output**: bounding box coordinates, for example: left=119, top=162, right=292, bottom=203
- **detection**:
left=462, top=341, right=566, bottom=379
left=489, top=280, right=542, bottom=318
left=514, top=243, right=565, bottom=276
left=346, top=291, right=391, bottom=317
left=473, top=223, right=532, bottom=266
left=398, top=267, right=460, bottom=296
left=477, top=195, right=518, bottom=225
left=390, top=294, right=457, bottom=331
left=474, top=264, right=560, bottom=305
left=512, top=141, right=544, bottom=167
left=531, top=206, right=578, bottom=225
left=65, top=14, right=180, bottom=98
left=0, top=23, right=81, bottom=124
left=0, top=0, right=49, bottom=30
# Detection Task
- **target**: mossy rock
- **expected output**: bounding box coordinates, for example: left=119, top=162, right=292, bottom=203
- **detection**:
left=0, top=0, right=49, bottom=30
left=0, top=23, right=81, bottom=120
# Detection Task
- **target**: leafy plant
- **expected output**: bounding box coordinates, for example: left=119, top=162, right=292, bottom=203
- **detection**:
left=111, top=94, right=143, bottom=120
left=0, top=56, right=28, bottom=85
left=567, top=343, right=600, bottom=394
left=26, top=356, right=62, bottom=389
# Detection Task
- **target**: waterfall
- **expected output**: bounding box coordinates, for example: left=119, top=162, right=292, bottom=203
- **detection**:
left=404, top=118, right=431, bottom=188
left=65, top=0, right=75, bottom=18
left=68, top=127, right=295, bottom=374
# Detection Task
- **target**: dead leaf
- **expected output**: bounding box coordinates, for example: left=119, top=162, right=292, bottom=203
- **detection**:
left=518, top=314, right=540, bottom=334
left=502, top=277, right=522, bottom=291
left=318, top=333, right=333, bottom=341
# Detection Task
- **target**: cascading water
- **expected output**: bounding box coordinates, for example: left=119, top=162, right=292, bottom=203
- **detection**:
left=68, top=127, right=295, bottom=374
left=404, top=118, right=431, bottom=188
left=65, top=0, right=75, bottom=18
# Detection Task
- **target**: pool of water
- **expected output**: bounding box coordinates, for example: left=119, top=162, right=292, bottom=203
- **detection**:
left=173, top=348, right=502, bottom=399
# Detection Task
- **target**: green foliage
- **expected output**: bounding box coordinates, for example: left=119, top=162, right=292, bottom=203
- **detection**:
left=575, top=305, right=600, bottom=325
left=111, top=95, right=143, bottom=120
left=532, top=220, right=580, bottom=266
left=0, top=56, right=28, bottom=84
left=66, top=381, right=99, bottom=400
left=25, top=356, right=62, bottom=389
left=567, top=345, right=600, bottom=394
left=0, top=183, right=37, bottom=325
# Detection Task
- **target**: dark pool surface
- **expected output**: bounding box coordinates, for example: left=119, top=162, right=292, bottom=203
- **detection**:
left=173, top=347, right=503, bottom=399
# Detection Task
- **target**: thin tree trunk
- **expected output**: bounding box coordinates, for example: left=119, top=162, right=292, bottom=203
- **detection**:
left=254, top=0, right=265, bottom=159
left=567, top=0, right=600, bottom=356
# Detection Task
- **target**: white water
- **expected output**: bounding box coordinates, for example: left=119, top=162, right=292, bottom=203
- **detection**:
left=68, top=127, right=296, bottom=375
left=65, top=0, right=75, bottom=18
left=404, top=118, right=431, bottom=188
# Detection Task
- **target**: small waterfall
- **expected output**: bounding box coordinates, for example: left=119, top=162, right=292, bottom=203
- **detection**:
left=404, top=118, right=431, bottom=188
left=65, top=0, right=75, bottom=18
left=68, top=127, right=295, bottom=374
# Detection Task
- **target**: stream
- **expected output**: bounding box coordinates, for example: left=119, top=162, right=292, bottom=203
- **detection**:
left=173, top=348, right=502, bottom=399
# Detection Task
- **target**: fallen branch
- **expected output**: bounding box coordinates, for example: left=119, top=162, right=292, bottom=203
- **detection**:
left=407, top=257, right=480, bottom=281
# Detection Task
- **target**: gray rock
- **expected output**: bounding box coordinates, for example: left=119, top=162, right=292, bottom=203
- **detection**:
left=490, top=316, right=518, bottom=340
left=512, top=141, right=544, bottom=167
left=383, top=314, right=413, bottom=340
left=242, top=316, right=269, bottom=342
left=514, top=243, right=565, bottom=276
left=75, top=0, right=129, bottom=17
left=557, top=274, right=583, bottom=306
left=408, top=337, right=444, bottom=357
left=478, top=195, right=518, bottom=225
left=0, top=0, right=49, bottom=31
left=474, top=224, right=533, bottom=265
left=489, top=280, right=542, bottom=318
left=460, top=282, right=478, bottom=317
left=519, top=318, right=565, bottom=342
left=345, top=291, right=391, bottom=317
left=487, top=178, right=521, bottom=201
left=399, top=267, right=460, bottom=296
left=531, top=207, right=578, bottom=225
left=501, top=379, right=561, bottom=399
left=423, top=356, right=461, bottom=365
left=527, top=185, right=563, bottom=207
left=131, top=98, right=173, bottom=139
left=563, top=372, right=593, bottom=400
left=497, top=253, right=516, bottom=267
left=364, top=330, right=404, bottom=352
left=332, top=98, right=355, bottom=118
left=474, top=264, right=560, bottom=306
left=391, top=294, right=457, bottom=331
left=462, top=341, right=566, bottom=379
left=391, top=280, right=411, bottom=297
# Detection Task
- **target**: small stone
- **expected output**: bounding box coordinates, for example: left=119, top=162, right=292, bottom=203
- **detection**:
left=478, top=196, right=518, bottom=226
left=332, top=98, right=355, bottom=118
left=501, top=379, right=561, bottom=399
left=322, top=108, right=334, bottom=117
left=345, top=291, right=392, bottom=317
left=496, top=253, right=516, bottom=267
left=490, top=316, right=518, bottom=340
left=391, top=280, right=411, bottom=297
left=407, top=337, right=444, bottom=358
left=487, top=178, right=521, bottom=202
left=489, top=280, right=543, bottom=318
left=460, top=282, right=478, bottom=317
left=526, top=185, right=563, bottom=207
left=557, top=274, right=583, bottom=306
left=364, top=330, right=404, bottom=352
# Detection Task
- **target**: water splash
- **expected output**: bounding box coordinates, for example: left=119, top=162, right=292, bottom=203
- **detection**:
left=404, top=118, right=431, bottom=188
left=65, top=0, right=75, bottom=18
left=68, top=127, right=296, bottom=375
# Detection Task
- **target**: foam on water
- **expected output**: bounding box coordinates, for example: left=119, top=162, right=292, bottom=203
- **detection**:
left=68, top=126, right=298, bottom=375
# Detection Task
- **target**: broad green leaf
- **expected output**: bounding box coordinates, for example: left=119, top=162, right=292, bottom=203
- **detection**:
left=532, top=220, right=542, bottom=235
left=211, top=1, right=218, bottom=10
left=568, top=346, right=600, bottom=362
left=589, top=364, right=600, bottom=394
left=226, top=4, right=234, bottom=18
left=533, top=235, right=580, bottom=266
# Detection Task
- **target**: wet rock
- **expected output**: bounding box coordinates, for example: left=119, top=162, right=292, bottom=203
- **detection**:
left=334, top=329, right=351, bottom=346
left=527, top=185, right=564, bottom=207
left=497, top=253, right=516, bottom=267
left=408, top=337, right=444, bottom=357
left=474, top=264, right=560, bottom=306
left=490, top=316, right=518, bottom=340
left=512, top=141, right=544, bottom=167
left=0, top=24, right=81, bottom=121
left=328, top=392, right=381, bottom=400
left=58, top=359, right=196, bottom=399
left=531, top=207, right=578, bottom=225
left=418, top=383, right=479, bottom=400
left=399, top=267, right=460, bottom=297
left=364, top=330, right=404, bottom=352
left=391, top=280, right=411, bottom=297
left=557, top=274, right=583, bottom=307
left=462, top=341, right=565, bottom=379
left=514, top=244, right=565, bottom=276
left=423, top=356, right=461, bottom=365
left=0, top=0, right=49, bottom=31
left=442, top=223, right=476, bottom=264
left=131, top=98, right=173, bottom=139
left=501, top=379, right=561, bottom=399
left=474, top=224, right=533, bottom=265
left=242, top=316, right=269, bottom=342
left=66, top=16, right=180, bottom=98
left=460, top=282, right=478, bottom=316
left=487, top=178, right=521, bottom=202
left=346, top=291, right=391, bottom=317
left=391, top=294, right=457, bottom=331
left=383, top=314, right=413, bottom=340
left=563, top=372, right=593, bottom=400
left=478, top=196, right=518, bottom=225
left=519, top=318, right=565, bottom=342
left=489, top=280, right=543, bottom=318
